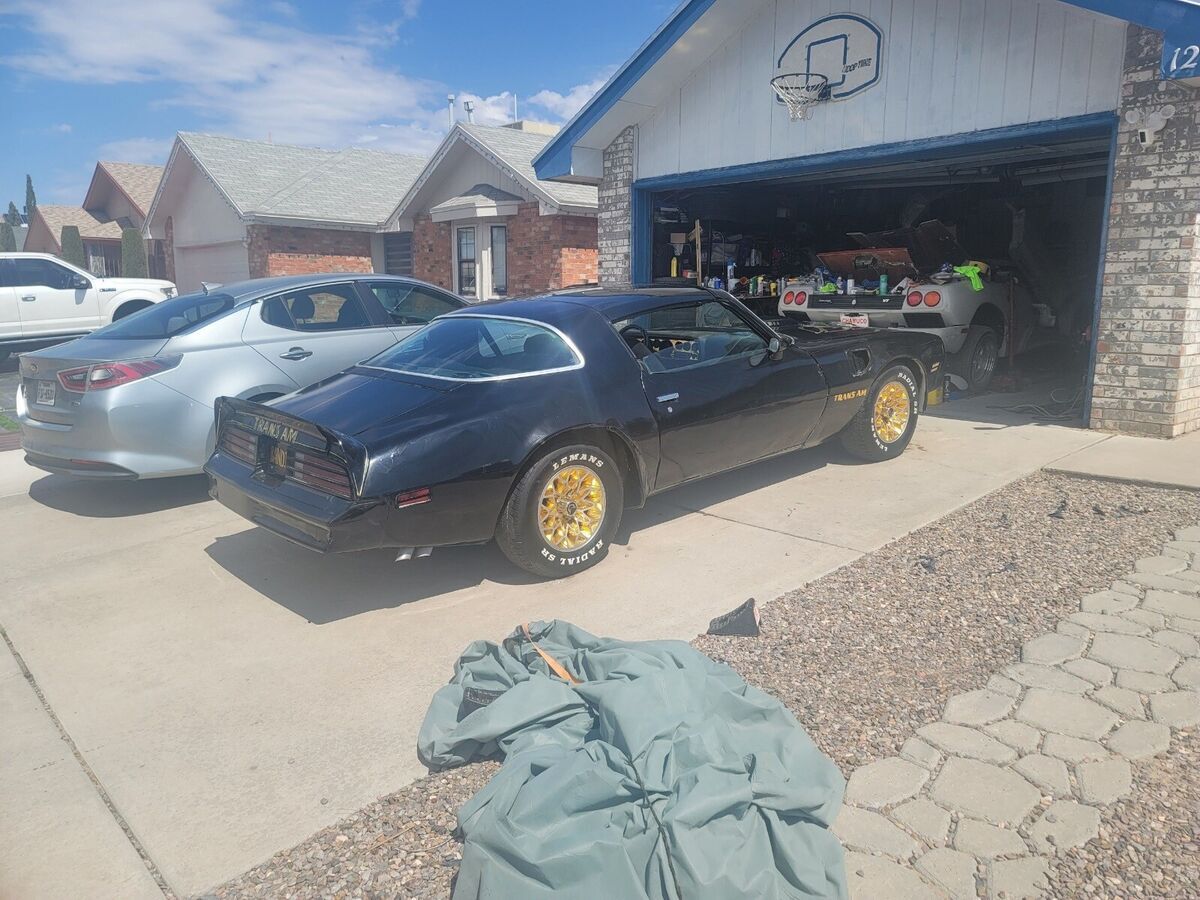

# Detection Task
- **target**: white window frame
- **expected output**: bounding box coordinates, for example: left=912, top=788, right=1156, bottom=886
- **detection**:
left=454, top=225, right=478, bottom=299
left=490, top=224, right=508, bottom=297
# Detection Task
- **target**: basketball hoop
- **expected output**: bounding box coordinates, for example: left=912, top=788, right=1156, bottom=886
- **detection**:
left=770, top=72, right=829, bottom=121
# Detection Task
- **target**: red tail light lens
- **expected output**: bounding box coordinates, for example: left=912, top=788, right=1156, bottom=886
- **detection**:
left=57, top=356, right=181, bottom=393
left=906, top=291, right=923, bottom=307
left=795, top=291, right=808, bottom=306
left=782, top=291, right=795, bottom=305
left=924, top=291, right=942, bottom=307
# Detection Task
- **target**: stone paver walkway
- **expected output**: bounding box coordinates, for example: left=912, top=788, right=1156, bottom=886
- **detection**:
left=834, top=525, right=1200, bottom=899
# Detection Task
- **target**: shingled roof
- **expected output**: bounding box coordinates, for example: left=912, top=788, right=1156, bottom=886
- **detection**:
left=30, top=205, right=125, bottom=251
left=163, top=132, right=428, bottom=228
left=85, top=162, right=165, bottom=217
left=458, top=124, right=598, bottom=210
left=388, top=123, right=598, bottom=226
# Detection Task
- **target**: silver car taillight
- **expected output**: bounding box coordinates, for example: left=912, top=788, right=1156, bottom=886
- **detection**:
left=57, top=356, right=182, bottom=393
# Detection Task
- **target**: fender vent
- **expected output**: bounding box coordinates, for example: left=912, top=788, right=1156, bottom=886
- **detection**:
left=849, top=349, right=871, bottom=377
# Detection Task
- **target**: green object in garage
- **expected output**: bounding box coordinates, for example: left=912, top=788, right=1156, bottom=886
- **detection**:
left=419, top=620, right=847, bottom=899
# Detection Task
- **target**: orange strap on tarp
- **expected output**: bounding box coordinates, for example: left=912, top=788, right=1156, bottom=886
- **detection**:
left=521, top=623, right=580, bottom=684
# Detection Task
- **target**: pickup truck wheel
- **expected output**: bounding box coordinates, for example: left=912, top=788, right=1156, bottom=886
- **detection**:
left=838, top=365, right=920, bottom=461
left=497, top=444, right=624, bottom=579
left=954, top=325, right=999, bottom=392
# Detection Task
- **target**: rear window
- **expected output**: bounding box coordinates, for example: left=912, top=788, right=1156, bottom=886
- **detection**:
left=96, top=292, right=236, bottom=339
left=364, top=316, right=580, bottom=381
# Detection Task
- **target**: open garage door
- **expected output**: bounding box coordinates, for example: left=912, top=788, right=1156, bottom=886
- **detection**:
left=174, top=243, right=250, bottom=294
left=636, top=121, right=1115, bottom=414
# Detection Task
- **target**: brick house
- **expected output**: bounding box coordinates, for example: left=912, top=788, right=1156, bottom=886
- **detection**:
left=387, top=122, right=597, bottom=300
left=24, top=161, right=167, bottom=278
left=143, top=133, right=426, bottom=293
left=533, top=0, right=1200, bottom=438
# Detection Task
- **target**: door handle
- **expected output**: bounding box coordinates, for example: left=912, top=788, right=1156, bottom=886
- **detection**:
left=279, top=347, right=313, bottom=360
left=656, top=392, right=680, bottom=403
left=21, top=295, right=36, bottom=302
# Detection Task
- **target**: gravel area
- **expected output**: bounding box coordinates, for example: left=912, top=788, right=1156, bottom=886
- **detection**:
left=206, top=472, right=1199, bottom=899
left=697, top=472, right=1199, bottom=772
left=1047, top=728, right=1200, bottom=899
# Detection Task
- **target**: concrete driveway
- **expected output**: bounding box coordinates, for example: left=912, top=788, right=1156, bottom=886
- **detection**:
left=0, top=397, right=1107, bottom=898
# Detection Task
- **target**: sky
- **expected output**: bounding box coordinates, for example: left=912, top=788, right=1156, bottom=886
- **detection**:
left=0, top=0, right=675, bottom=209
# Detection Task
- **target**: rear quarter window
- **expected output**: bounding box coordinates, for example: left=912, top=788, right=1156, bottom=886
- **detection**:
left=364, top=316, right=581, bottom=381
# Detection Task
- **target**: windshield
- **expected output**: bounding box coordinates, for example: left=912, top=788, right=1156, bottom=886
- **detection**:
left=95, top=292, right=237, bottom=339
left=364, top=316, right=580, bottom=381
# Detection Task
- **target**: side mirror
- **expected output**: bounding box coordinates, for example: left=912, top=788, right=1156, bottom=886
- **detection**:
left=768, top=336, right=783, bottom=358
left=71, top=274, right=90, bottom=290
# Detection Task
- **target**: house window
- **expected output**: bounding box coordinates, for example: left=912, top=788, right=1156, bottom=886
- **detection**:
left=456, top=227, right=477, bottom=298
left=490, top=225, right=508, bottom=296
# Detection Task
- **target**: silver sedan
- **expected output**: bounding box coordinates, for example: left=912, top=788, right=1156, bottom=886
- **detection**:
left=16, top=274, right=466, bottom=478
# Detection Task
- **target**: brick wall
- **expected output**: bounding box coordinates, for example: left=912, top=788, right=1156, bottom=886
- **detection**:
left=245, top=224, right=373, bottom=279
left=1091, top=26, right=1200, bottom=438
left=557, top=214, right=599, bottom=287
left=598, top=125, right=637, bottom=286
left=508, top=202, right=561, bottom=294
left=412, top=205, right=597, bottom=297
left=412, top=214, right=453, bottom=290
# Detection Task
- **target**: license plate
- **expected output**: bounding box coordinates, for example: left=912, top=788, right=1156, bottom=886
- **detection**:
left=840, top=313, right=870, bottom=327
left=36, top=380, right=56, bottom=405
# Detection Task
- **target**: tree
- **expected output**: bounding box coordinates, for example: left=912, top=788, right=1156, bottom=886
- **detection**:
left=60, top=225, right=86, bottom=268
left=0, top=223, right=15, bottom=252
left=4, top=202, right=18, bottom=226
left=25, top=175, right=37, bottom=218
left=120, top=227, right=148, bottom=278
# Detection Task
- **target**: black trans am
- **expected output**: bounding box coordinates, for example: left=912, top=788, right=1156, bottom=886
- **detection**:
left=206, top=287, right=943, bottom=577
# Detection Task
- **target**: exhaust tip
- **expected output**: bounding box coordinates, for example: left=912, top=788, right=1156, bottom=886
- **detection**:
left=395, top=547, right=415, bottom=562
left=415, top=546, right=434, bottom=559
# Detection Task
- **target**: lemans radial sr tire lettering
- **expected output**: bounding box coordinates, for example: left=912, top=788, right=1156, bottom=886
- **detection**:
left=838, top=364, right=920, bottom=461
left=496, top=443, right=624, bottom=579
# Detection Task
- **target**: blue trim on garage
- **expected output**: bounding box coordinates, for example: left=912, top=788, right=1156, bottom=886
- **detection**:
left=634, top=113, right=1116, bottom=194
left=631, top=187, right=652, bottom=284
left=1064, top=1, right=1200, bottom=79
left=532, top=0, right=719, bottom=181
left=1082, top=124, right=1122, bottom=426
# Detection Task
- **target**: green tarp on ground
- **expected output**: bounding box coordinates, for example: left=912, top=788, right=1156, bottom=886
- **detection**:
left=418, top=620, right=847, bottom=899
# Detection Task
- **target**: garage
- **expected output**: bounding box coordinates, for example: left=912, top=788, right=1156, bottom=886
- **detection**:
left=534, top=0, right=1200, bottom=438
left=641, top=121, right=1114, bottom=397
left=174, top=242, right=250, bottom=293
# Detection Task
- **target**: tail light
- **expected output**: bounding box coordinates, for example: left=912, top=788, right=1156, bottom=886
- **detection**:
left=906, top=291, right=923, bottom=307
left=58, top=356, right=181, bottom=393
left=783, top=291, right=795, bottom=305
left=924, top=291, right=942, bottom=307
left=795, top=291, right=808, bottom=306
left=395, top=487, right=431, bottom=509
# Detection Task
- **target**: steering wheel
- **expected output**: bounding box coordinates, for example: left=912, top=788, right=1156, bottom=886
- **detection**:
left=619, top=323, right=650, bottom=351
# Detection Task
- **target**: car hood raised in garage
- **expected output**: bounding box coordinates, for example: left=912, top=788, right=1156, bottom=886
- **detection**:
left=269, top=368, right=457, bottom=437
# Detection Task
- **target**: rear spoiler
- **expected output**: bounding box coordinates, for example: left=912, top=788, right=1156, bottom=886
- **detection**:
left=214, top=396, right=369, bottom=492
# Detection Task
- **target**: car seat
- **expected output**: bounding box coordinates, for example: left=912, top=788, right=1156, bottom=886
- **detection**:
left=290, top=294, right=316, bottom=325
left=335, top=298, right=368, bottom=328
left=521, top=332, right=563, bottom=369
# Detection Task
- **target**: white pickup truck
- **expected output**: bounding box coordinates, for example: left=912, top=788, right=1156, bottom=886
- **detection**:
left=0, top=252, right=176, bottom=363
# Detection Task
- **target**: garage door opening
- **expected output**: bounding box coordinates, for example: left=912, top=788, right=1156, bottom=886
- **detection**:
left=644, top=135, right=1113, bottom=420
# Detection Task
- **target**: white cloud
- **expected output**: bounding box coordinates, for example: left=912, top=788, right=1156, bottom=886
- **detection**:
left=48, top=123, right=72, bottom=134
left=7, top=0, right=617, bottom=167
left=527, top=73, right=612, bottom=121
left=5, top=0, right=438, bottom=149
left=97, top=137, right=174, bottom=165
